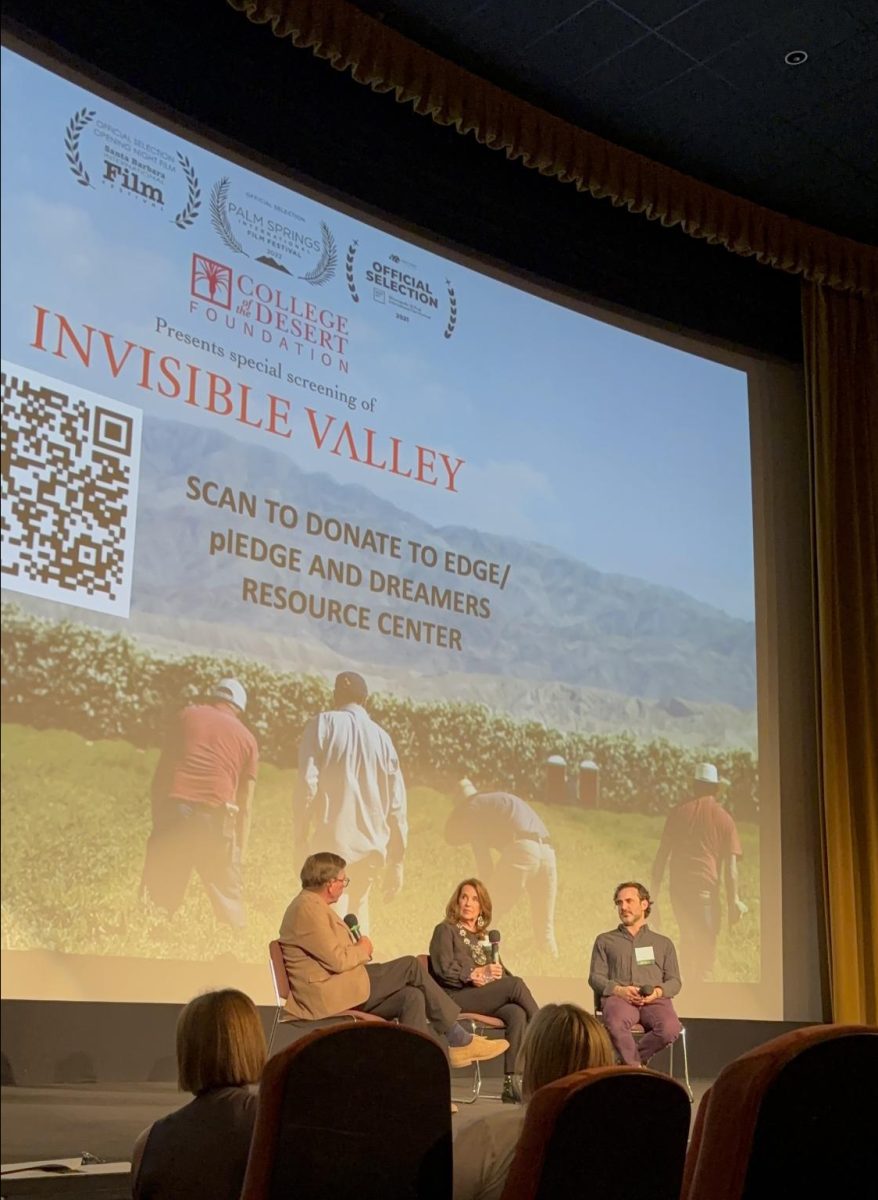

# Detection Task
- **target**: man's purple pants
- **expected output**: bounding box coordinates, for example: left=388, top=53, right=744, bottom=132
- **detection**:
left=601, top=995, right=682, bottom=1065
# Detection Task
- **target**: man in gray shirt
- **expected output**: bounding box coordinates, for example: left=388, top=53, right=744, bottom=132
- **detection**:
left=588, top=880, right=682, bottom=1066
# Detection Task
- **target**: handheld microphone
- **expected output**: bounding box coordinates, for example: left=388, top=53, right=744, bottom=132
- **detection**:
left=488, top=929, right=501, bottom=966
left=639, top=984, right=653, bottom=997
left=343, top=913, right=362, bottom=943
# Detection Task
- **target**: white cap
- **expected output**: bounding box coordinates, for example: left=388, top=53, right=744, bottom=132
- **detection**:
left=211, top=678, right=247, bottom=713
left=694, top=762, right=719, bottom=784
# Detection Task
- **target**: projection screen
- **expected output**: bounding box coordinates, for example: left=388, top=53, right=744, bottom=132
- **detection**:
left=1, top=41, right=785, bottom=1019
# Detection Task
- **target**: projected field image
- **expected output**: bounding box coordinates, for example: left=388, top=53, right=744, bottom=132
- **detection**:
left=1, top=722, right=760, bottom=985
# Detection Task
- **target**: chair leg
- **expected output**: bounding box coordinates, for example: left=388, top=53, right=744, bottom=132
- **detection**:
left=451, top=1017, right=512, bottom=1104
left=475, top=1054, right=503, bottom=1101
left=451, top=1017, right=482, bottom=1105
left=267, top=1009, right=280, bottom=1058
left=450, top=1018, right=504, bottom=1102
left=679, top=1026, right=693, bottom=1102
left=451, top=1058, right=482, bottom=1105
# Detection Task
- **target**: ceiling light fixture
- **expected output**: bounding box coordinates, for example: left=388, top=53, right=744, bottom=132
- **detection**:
left=784, top=49, right=809, bottom=66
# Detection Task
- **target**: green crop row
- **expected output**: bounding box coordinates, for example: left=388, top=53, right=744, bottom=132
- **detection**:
left=0, top=603, right=758, bottom=816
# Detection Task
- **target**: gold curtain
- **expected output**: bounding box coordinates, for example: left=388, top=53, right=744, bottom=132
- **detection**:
left=227, top=0, right=877, bottom=296
left=226, top=0, right=878, bottom=1020
left=803, top=284, right=878, bottom=1024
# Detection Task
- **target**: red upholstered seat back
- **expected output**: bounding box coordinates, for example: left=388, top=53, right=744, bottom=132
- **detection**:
left=242, top=1022, right=452, bottom=1200
left=500, top=1066, right=690, bottom=1200
left=682, top=1023, right=878, bottom=1200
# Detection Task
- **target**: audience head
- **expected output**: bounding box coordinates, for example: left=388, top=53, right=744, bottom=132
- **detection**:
left=521, top=1003, right=615, bottom=1101
left=445, top=878, right=492, bottom=929
left=333, top=671, right=368, bottom=707
left=613, top=880, right=652, bottom=919
left=300, top=851, right=348, bottom=891
left=176, top=989, right=266, bottom=1095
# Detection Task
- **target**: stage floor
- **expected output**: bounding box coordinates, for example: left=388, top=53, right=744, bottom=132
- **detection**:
left=1, top=1077, right=710, bottom=1166
left=1, top=1083, right=179, bottom=1165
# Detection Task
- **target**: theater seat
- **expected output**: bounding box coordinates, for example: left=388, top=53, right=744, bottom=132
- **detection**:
left=682, top=1023, right=878, bottom=1200
left=241, top=1022, right=452, bottom=1200
left=500, top=1066, right=690, bottom=1200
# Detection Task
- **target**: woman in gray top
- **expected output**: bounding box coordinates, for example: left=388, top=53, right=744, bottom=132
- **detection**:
left=430, top=878, right=539, bottom=1102
left=131, top=989, right=266, bottom=1200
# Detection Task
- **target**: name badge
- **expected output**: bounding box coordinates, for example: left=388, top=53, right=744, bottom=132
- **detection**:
left=635, top=946, right=656, bottom=966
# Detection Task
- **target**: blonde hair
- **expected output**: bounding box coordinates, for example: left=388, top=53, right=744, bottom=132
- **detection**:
left=521, top=1003, right=615, bottom=1100
left=176, top=989, right=266, bottom=1094
left=445, top=878, right=493, bottom=929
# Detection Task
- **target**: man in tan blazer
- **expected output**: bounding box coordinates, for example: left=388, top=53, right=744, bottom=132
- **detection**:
left=279, top=852, right=509, bottom=1069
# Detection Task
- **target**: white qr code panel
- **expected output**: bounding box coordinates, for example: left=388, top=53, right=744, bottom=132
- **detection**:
left=1, top=361, right=142, bottom=618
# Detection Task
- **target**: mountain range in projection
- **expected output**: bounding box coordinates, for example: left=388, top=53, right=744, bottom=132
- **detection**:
left=128, top=416, right=756, bottom=712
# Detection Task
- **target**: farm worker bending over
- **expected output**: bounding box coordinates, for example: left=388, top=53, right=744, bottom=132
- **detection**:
left=651, top=762, right=747, bottom=981
left=141, top=677, right=257, bottom=927
left=589, top=881, right=682, bottom=1066
left=294, top=671, right=407, bottom=934
left=444, top=779, right=558, bottom=958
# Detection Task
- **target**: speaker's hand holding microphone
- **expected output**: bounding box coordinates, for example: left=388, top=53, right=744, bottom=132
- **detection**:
left=344, top=913, right=373, bottom=961
left=487, top=930, right=504, bottom=979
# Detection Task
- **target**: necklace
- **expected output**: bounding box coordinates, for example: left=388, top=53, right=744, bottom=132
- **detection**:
left=457, top=923, right=488, bottom=966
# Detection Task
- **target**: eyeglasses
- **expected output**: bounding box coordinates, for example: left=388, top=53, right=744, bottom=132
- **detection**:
left=333, top=876, right=350, bottom=888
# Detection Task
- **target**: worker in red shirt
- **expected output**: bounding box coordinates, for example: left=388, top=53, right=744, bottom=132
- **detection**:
left=141, top=678, right=258, bottom=927
left=650, top=763, right=748, bottom=980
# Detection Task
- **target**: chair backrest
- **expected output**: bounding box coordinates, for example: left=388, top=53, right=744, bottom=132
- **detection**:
left=241, top=1022, right=452, bottom=1200
left=500, top=1066, right=690, bottom=1200
left=682, top=1024, right=878, bottom=1200
left=268, top=939, right=290, bottom=1008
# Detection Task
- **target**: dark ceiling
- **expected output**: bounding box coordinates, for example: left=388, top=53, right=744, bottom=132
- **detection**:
left=354, top=0, right=878, bottom=245
left=4, top=0, right=868, bottom=357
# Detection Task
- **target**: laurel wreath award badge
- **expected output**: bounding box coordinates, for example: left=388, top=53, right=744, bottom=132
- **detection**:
left=210, top=177, right=337, bottom=286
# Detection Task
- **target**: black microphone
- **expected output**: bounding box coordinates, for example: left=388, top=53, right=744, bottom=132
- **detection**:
left=488, top=929, right=501, bottom=966
left=343, top=913, right=362, bottom=942
left=639, top=985, right=653, bottom=997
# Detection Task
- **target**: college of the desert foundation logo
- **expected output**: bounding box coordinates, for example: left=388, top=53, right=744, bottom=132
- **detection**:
left=190, top=255, right=233, bottom=310
left=186, top=253, right=351, bottom=372
left=209, top=176, right=337, bottom=286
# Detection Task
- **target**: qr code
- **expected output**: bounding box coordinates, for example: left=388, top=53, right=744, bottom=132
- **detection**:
left=1, top=361, right=142, bottom=617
